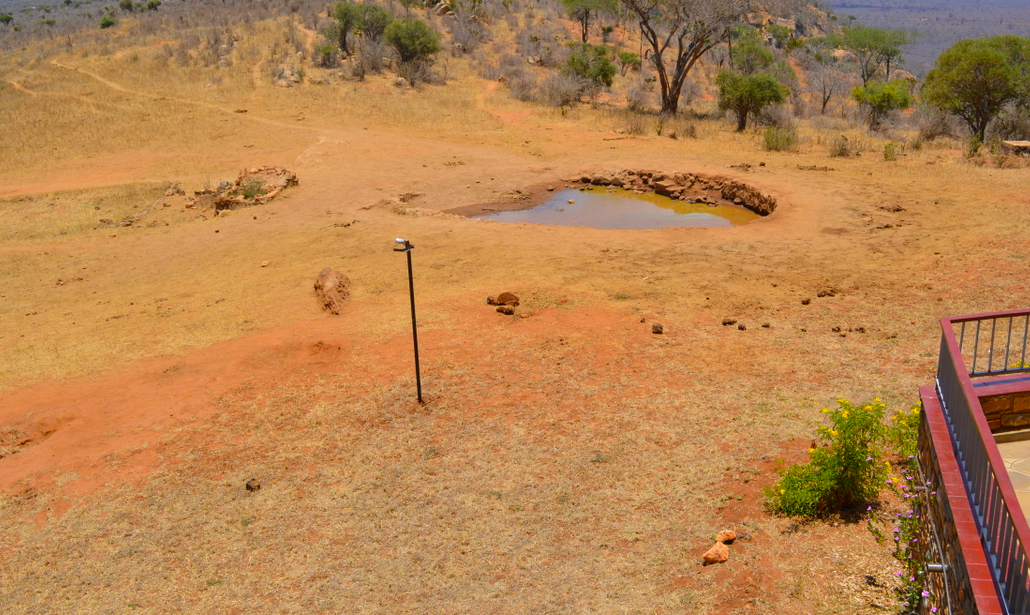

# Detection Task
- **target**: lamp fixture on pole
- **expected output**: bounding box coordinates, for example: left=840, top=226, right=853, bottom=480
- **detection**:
left=394, top=238, right=423, bottom=404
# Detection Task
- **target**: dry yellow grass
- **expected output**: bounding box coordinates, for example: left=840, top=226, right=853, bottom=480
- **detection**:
left=2, top=5, right=1030, bottom=614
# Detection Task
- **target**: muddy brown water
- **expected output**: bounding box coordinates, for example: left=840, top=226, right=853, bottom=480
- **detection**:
left=473, top=187, right=760, bottom=229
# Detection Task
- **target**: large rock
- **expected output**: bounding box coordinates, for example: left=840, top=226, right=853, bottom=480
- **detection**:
left=314, top=268, right=351, bottom=315
left=702, top=542, right=729, bottom=565
left=653, top=179, right=682, bottom=197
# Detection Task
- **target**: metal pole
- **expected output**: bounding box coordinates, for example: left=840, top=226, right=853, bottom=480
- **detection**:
left=406, top=247, right=423, bottom=404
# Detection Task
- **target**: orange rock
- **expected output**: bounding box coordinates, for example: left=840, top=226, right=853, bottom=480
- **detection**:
left=702, top=542, right=729, bottom=565
left=716, top=530, right=737, bottom=544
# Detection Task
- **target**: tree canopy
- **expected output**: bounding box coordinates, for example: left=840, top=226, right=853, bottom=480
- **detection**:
left=620, top=0, right=750, bottom=115
left=851, top=79, right=913, bottom=129
left=384, top=17, right=441, bottom=64
left=716, top=70, right=789, bottom=132
left=561, top=0, right=617, bottom=44
left=833, top=25, right=914, bottom=86
left=922, top=35, right=1030, bottom=144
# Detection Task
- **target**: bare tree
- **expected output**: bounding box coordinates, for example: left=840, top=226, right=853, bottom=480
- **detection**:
left=619, top=0, right=753, bottom=114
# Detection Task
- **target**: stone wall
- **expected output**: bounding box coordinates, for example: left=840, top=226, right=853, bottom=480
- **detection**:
left=915, top=386, right=1004, bottom=615
left=980, top=391, right=1030, bottom=433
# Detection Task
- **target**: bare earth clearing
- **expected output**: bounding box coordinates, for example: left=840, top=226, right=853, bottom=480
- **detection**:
left=1, top=35, right=1030, bottom=615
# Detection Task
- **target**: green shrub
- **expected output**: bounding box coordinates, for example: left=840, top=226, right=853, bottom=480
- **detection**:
left=99, top=15, right=116, bottom=28
left=240, top=179, right=264, bottom=200
left=565, top=44, right=616, bottom=90
left=852, top=79, right=914, bottom=129
left=763, top=126, right=798, bottom=151
left=766, top=399, right=893, bottom=517
left=883, top=142, right=898, bottom=161
left=887, top=404, right=920, bottom=459
left=384, top=17, right=440, bottom=64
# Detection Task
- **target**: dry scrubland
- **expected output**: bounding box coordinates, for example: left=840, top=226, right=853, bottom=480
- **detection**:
left=1, top=2, right=1030, bottom=614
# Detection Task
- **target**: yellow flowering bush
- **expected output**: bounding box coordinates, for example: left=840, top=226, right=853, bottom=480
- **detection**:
left=766, top=399, right=895, bottom=517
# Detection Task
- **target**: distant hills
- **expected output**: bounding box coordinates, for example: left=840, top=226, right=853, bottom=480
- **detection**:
left=831, top=0, right=1030, bottom=77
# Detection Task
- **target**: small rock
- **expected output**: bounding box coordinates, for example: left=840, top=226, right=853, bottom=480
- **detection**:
left=261, top=261, right=269, bottom=267
left=702, top=542, right=729, bottom=565
left=640, top=316, right=646, bottom=323
left=761, top=323, right=770, bottom=328
left=487, top=292, right=520, bottom=306
left=801, top=297, right=811, bottom=305
left=652, top=323, right=664, bottom=334
left=716, top=529, right=737, bottom=544
left=722, top=318, right=737, bottom=326
left=737, top=324, right=746, bottom=331
left=497, top=305, right=515, bottom=315
left=245, top=478, right=261, bottom=491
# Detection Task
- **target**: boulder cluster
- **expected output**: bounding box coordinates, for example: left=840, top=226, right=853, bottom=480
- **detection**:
left=570, top=170, right=777, bottom=216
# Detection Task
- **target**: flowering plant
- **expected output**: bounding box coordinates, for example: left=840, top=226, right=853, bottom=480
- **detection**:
left=766, top=399, right=892, bottom=516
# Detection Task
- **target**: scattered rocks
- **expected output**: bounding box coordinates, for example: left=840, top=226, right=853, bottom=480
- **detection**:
left=487, top=292, right=520, bottom=306
left=817, top=287, right=839, bottom=298
left=496, top=305, right=515, bottom=315
left=213, top=167, right=298, bottom=211
left=702, top=542, right=729, bottom=565
left=272, top=66, right=301, bottom=87
left=314, top=267, right=351, bottom=315
left=245, top=478, right=261, bottom=491
left=652, top=323, right=664, bottom=334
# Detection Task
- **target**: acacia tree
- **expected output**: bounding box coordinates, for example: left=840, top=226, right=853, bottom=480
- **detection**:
left=852, top=80, right=913, bottom=130
left=833, top=25, right=913, bottom=86
left=562, top=0, right=617, bottom=44
left=716, top=70, right=788, bottom=131
left=922, top=35, right=1030, bottom=145
left=620, top=0, right=751, bottom=115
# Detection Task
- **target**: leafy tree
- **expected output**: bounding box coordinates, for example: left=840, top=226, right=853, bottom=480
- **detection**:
left=355, top=3, right=394, bottom=43
left=617, top=50, right=641, bottom=75
left=118, top=0, right=134, bottom=12
left=878, top=29, right=915, bottom=81
left=99, top=15, right=116, bottom=28
left=384, top=17, right=441, bottom=80
left=852, top=79, right=913, bottom=129
left=833, top=25, right=913, bottom=86
left=0, top=13, right=13, bottom=26
left=731, top=37, right=774, bottom=75
left=331, top=1, right=360, bottom=55
left=146, top=0, right=161, bottom=10
left=716, top=70, right=789, bottom=131
left=922, top=36, right=1030, bottom=145
left=565, top=43, right=617, bottom=92
left=620, top=0, right=752, bottom=115
left=561, top=0, right=617, bottom=44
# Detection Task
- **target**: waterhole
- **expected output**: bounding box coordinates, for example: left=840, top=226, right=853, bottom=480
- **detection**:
left=474, top=187, right=760, bottom=229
